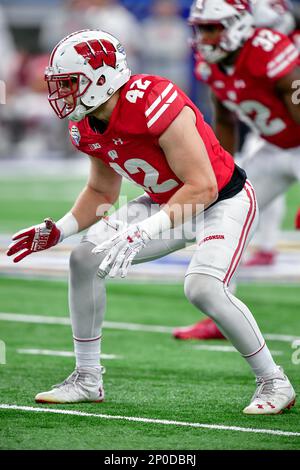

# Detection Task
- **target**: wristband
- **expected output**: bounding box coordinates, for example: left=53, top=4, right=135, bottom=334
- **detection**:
left=56, top=212, right=79, bottom=241
left=139, top=210, right=172, bottom=239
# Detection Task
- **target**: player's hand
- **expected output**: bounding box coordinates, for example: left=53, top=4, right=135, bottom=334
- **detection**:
left=295, top=208, right=300, bottom=230
left=92, top=222, right=151, bottom=278
left=7, top=218, right=61, bottom=263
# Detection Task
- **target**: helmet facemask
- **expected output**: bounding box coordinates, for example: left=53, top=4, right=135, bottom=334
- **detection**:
left=45, top=71, right=92, bottom=119
left=189, top=0, right=254, bottom=63
left=191, top=23, right=229, bottom=63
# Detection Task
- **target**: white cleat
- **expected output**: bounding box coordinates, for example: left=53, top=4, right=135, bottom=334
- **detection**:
left=243, top=368, right=296, bottom=415
left=35, top=367, right=104, bottom=404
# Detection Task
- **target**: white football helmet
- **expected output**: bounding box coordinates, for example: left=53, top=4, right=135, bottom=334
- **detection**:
left=45, top=29, right=131, bottom=121
left=251, top=0, right=296, bottom=35
left=188, top=0, right=254, bottom=63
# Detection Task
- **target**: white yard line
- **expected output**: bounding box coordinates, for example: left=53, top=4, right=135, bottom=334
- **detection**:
left=0, top=312, right=70, bottom=325
left=193, top=345, right=283, bottom=356
left=0, top=312, right=299, bottom=343
left=0, top=404, right=299, bottom=438
left=17, top=345, right=283, bottom=358
left=264, top=334, right=300, bottom=342
left=17, top=349, right=122, bottom=360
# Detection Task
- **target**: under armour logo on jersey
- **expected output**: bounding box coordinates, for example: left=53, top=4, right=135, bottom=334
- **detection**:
left=108, top=150, right=118, bottom=160
left=74, top=39, right=117, bottom=70
left=113, top=138, right=123, bottom=145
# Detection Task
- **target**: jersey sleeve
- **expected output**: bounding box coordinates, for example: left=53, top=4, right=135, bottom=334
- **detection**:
left=143, top=79, right=186, bottom=137
left=248, top=30, right=299, bottom=81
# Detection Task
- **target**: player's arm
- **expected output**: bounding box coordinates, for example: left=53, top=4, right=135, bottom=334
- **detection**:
left=7, top=157, right=122, bottom=262
left=275, top=67, right=300, bottom=125
left=71, top=156, right=122, bottom=231
left=158, top=106, right=218, bottom=227
left=212, top=93, right=239, bottom=154
left=93, top=106, right=219, bottom=278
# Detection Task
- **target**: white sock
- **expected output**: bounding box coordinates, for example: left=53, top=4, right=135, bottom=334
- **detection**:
left=73, top=334, right=102, bottom=369
left=243, top=344, right=280, bottom=378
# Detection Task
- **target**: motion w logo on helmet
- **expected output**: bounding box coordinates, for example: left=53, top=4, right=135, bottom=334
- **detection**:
left=227, top=0, right=250, bottom=9
left=74, top=40, right=117, bottom=70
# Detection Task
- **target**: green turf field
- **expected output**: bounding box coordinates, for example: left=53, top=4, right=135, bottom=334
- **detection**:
left=0, top=176, right=299, bottom=233
left=0, top=279, right=299, bottom=450
left=0, top=177, right=142, bottom=234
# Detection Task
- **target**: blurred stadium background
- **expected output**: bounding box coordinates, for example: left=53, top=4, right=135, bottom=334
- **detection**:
left=0, top=0, right=300, bottom=451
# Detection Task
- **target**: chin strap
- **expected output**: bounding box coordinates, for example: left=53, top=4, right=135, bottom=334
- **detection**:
left=68, top=104, right=88, bottom=122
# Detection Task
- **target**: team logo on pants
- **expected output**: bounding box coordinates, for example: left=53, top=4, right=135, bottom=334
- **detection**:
left=198, top=234, right=225, bottom=247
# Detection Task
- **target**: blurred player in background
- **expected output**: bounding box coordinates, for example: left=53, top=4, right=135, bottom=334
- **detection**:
left=173, top=0, right=300, bottom=341
left=3, top=54, right=65, bottom=160
left=245, top=0, right=299, bottom=266
left=0, top=4, right=17, bottom=156
left=7, top=29, right=296, bottom=414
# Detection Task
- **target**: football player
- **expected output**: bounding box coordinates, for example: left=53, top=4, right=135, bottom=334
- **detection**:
left=245, top=0, right=298, bottom=266
left=7, top=30, right=296, bottom=414
left=173, top=0, right=300, bottom=341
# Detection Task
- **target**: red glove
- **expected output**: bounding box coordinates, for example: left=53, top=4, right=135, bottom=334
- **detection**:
left=295, top=208, right=300, bottom=230
left=7, top=218, right=61, bottom=263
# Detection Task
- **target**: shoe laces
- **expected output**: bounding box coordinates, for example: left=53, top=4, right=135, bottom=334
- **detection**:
left=254, top=377, right=277, bottom=400
left=53, top=366, right=105, bottom=390
left=53, top=370, right=80, bottom=390
left=253, top=372, right=287, bottom=401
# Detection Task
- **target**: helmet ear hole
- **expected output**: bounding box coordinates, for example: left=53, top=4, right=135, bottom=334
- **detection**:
left=97, top=75, right=106, bottom=86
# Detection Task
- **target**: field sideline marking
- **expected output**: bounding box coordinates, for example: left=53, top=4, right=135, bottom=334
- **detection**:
left=18, top=346, right=283, bottom=358
left=0, top=312, right=299, bottom=343
left=0, top=404, right=299, bottom=438
left=17, top=349, right=122, bottom=360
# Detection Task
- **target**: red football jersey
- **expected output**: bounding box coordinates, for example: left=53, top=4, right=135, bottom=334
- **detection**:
left=195, top=28, right=300, bottom=149
left=69, top=74, right=234, bottom=205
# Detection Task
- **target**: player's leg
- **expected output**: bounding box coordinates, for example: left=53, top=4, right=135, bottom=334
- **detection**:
left=243, top=141, right=296, bottom=208
left=173, top=142, right=296, bottom=340
left=35, top=194, right=186, bottom=403
left=69, top=195, right=186, bottom=374
left=241, top=141, right=293, bottom=266
left=291, top=145, right=300, bottom=229
left=244, top=194, right=285, bottom=266
left=183, top=182, right=295, bottom=414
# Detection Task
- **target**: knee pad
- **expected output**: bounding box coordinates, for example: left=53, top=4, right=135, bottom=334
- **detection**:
left=184, top=273, right=223, bottom=313
left=69, top=241, right=105, bottom=279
